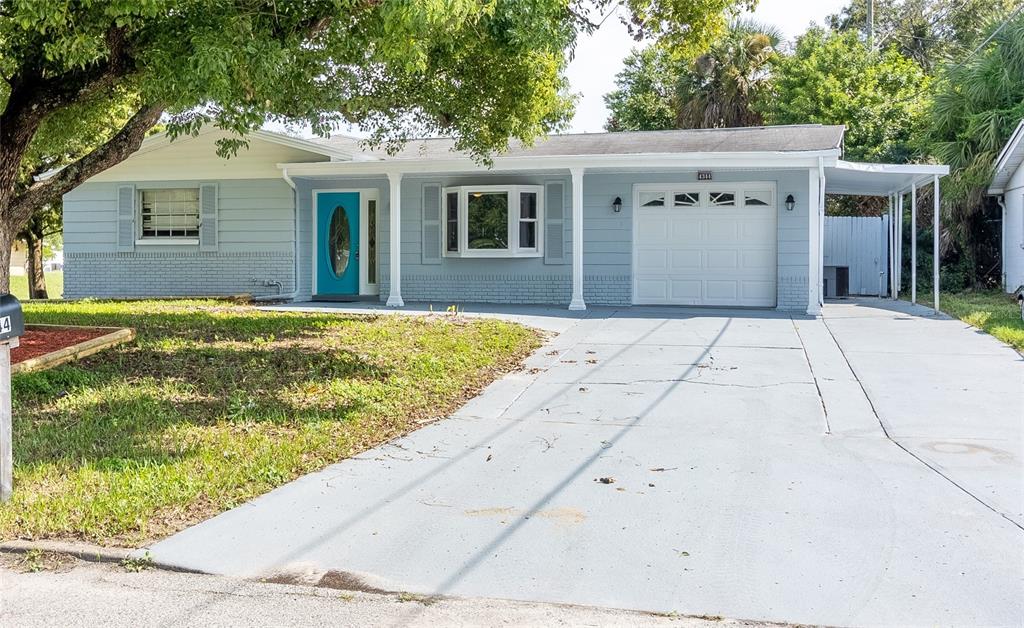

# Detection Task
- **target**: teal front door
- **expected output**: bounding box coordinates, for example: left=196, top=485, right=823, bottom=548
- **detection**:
left=316, top=192, right=360, bottom=296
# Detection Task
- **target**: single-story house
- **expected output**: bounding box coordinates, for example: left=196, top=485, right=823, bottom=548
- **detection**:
left=989, top=119, right=1024, bottom=293
left=59, top=124, right=948, bottom=314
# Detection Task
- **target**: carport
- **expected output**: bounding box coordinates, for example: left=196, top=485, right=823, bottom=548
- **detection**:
left=816, top=160, right=950, bottom=314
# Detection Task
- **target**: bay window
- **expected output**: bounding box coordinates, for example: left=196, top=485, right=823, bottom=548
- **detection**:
left=442, top=185, right=543, bottom=257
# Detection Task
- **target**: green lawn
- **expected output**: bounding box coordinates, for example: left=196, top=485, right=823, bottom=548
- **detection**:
left=918, top=290, right=1024, bottom=351
left=0, top=300, right=540, bottom=545
left=8, top=271, right=63, bottom=300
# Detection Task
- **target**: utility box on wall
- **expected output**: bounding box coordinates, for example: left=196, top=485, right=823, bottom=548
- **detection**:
left=823, top=216, right=890, bottom=297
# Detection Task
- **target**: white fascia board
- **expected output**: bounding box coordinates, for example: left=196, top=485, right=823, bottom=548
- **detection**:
left=834, top=160, right=950, bottom=176
left=276, top=149, right=842, bottom=177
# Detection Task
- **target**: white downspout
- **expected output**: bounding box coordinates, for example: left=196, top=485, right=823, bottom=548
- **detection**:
left=253, top=167, right=300, bottom=302
left=996, top=195, right=1007, bottom=290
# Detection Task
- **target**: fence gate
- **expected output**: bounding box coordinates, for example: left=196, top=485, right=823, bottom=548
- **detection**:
left=823, top=215, right=890, bottom=297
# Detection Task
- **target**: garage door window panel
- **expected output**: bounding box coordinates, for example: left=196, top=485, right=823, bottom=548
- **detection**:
left=640, top=192, right=666, bottom=207
left=744, top=190, right=772, bottom=206
left=709, top=192, right=736, bottom=207
left=674, top=192, right=699, bottom=207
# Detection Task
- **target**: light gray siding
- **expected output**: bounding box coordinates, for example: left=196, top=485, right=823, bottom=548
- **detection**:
left=294, top=169, right=811, bottom=309
left=64, top=168, right=811, bottom=310
left=63, top=178, right=296, bottom=298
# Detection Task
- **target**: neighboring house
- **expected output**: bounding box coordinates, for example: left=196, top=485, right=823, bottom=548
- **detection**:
left=59, top=125, right=948, bottom=314
left=989, top=120, right=1024, bottom=293
left=43, top=250, right=64, bottom=272
left=8, top=242, right=26, bottom=277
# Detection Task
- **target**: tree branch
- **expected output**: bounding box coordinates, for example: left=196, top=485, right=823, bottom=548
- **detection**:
left=8, top=103, right=165, bottom=225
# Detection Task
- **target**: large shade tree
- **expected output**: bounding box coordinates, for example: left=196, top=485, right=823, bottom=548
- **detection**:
left=756, top=28, right=927, bottom=163
left=604, top=44, right=680, bottom=131
left=0, top=0, right=754, bottom=294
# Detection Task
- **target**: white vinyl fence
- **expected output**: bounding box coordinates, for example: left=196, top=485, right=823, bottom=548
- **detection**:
left=823, top=215, right=890, bottom=297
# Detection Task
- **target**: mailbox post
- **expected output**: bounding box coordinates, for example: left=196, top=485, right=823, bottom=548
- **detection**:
left=0, top=294, right=24, bottom=502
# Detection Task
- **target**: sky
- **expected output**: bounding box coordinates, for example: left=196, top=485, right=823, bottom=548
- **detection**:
left=565, top=0, right=851, bottom=133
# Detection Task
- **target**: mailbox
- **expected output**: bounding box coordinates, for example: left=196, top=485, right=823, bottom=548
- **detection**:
left=0, top=295, right=23, bottom=342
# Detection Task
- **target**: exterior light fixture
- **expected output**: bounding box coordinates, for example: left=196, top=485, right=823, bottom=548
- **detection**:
left=785, top=194, right=795, bottom=211
left=612, top=196, right=622, bottom=213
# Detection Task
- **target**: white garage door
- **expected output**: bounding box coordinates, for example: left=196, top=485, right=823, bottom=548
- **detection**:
left=633, top=184, right=777, bottom=307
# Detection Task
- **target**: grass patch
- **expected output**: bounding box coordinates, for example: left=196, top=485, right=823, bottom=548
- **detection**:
left=0, top=300, right=540, bottom=545
left=9, top=271, right=63, bottom=300
left=917, top=290, right=1024, bottom=351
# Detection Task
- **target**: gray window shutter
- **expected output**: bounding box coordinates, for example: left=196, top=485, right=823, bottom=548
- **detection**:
left=117, top=185, right=136, bottom=252
left=199, top=183, right=218, bottom=251
left=421, top=183, right=442, bottom=264
left=544, top=181, right=566, bottom=264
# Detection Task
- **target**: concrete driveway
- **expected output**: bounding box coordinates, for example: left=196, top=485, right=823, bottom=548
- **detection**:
left=145, top=300, right=1023, bottom=627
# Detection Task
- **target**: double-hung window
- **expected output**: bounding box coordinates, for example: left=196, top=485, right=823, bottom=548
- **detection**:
left=139, top=188, right=200, bottom=241
left=442, top=185, right=543, bottom=258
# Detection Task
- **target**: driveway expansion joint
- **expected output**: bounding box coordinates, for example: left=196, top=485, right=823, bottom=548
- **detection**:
left=821, top=312, right=1024, bottom=532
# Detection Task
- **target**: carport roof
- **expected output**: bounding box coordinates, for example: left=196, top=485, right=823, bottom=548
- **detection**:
left=825, top=160, right=950, bottom=197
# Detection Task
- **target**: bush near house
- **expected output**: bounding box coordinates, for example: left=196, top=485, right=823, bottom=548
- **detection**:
left=0, top=301, right=540, bottom=545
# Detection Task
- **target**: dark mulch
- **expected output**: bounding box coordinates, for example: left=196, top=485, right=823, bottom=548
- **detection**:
left=11, top=327, right=110, bottom=364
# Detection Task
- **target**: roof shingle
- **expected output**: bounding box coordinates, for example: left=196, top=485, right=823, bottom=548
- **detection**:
left=319, top=124, right=845, bottom=161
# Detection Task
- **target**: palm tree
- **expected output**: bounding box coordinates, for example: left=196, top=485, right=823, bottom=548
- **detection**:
left=926, top=12, right=1024, bottom=239
left=674, top=20, right=783, bottom=129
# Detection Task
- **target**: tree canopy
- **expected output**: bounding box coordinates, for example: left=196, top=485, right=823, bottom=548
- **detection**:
left=604, top=19, right=780, bottom=131
left=604, top=45, right=680, bottom=131
left=756, top=28, right=928, bottom=162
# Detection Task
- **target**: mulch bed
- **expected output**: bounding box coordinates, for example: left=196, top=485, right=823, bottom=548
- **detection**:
left=11, top=327, right=111, bottom=364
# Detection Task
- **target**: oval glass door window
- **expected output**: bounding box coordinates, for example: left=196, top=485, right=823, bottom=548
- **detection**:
left=328, top=205, right=351, bottom=277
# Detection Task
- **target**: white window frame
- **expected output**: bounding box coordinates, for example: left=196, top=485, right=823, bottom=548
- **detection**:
left=135, top=187, right=201, bottom=245
left=441, top=184, right=544, bottom=258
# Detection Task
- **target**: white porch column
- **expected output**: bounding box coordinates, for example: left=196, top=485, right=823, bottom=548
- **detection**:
left=568, top=167, right=586, bottom=311
left=911, top=184, right=917, bottom=304
left=933, top=175, right=941, bottom=315
left=896, top=192, right=904, bottom=299
left=386, top=171, right=404, bottom=307
left=807, top=166, right=822, bottom=315
left=888, top=194, right=895, bottom=299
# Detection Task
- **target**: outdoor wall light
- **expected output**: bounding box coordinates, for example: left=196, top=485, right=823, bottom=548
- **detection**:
left=612, top=196, right=622, bottom=213
left=785, top=194, right=796, bottom=211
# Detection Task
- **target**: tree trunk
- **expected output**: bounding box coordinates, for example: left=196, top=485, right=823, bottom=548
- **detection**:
left=24, top=220, right=48, bottom=300
left=0, top=226, right=14, bottom=295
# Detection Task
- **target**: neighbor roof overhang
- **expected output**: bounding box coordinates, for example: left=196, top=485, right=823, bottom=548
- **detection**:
left=987, top=119, right=1024, bottom=195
